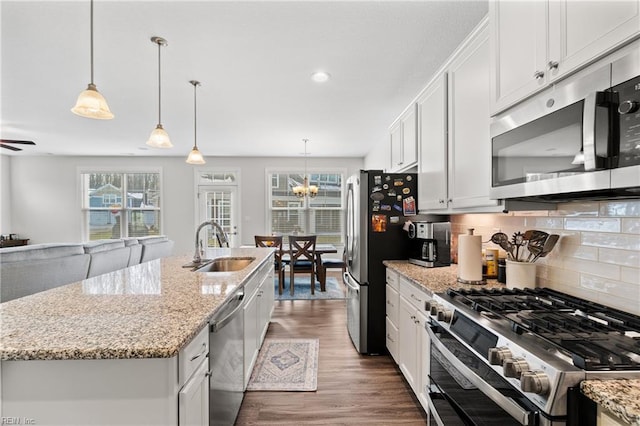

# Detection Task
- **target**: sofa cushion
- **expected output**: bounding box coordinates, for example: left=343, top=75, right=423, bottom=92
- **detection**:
left=0, top=243, right=85, bottom=263
left=83, top=239, right=126, bottom=254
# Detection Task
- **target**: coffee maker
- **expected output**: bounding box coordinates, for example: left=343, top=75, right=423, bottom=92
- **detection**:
left=407, top=221, right=451, bottom=268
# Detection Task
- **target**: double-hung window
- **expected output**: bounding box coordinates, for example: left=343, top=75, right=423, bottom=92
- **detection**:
left=80, top=170, right=162, bottom=240
left=268, top=170, right=344, bottom=245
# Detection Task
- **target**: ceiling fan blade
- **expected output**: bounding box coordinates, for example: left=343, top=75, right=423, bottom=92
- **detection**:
left=0, top=139, right=36, bottom=145
left=0, top=144, right=22, bottom=151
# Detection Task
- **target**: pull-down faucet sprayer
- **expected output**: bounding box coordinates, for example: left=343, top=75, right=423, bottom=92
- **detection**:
left=192, top=220, right=229, bottom=264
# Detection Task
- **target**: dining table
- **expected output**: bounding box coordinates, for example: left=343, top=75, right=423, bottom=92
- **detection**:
left=282, top=243, right=337, bottom=291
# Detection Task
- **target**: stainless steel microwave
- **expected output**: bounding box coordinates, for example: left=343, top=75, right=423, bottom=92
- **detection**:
left=490, top=46, right=640, bottom=202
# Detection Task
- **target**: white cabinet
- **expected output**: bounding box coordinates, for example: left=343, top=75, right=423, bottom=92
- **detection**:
left=385, top=269, right=400, bottom=363
left=418, top=19, right=500, bottom=213
left=417, top=73, right=448, bottom=211
left=399, top=293, right=420, bottom=392
left=243, top=257, right=274, bottom=387
left=417, top=310, right=430, bottom=411
left=178, top=357, right=209, bottom=426
left=447, top=21, right=499, bottom=211
left=490, top=0, right=640, bottom=114
left=389, top=104, right=418, bottom=171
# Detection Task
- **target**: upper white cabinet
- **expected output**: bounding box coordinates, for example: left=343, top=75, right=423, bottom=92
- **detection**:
left=418, top=18, right=500, bottom=213
left=417, top=74, right=448, bottom=211
left=389, top=104, right=418, bottom=171
left=490, top=0, right=640, bottom=114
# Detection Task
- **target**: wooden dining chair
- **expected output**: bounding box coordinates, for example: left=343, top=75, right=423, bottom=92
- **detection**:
left=254, top=235, right=285, bottom=295
left=287, top=235, right=317, bottom=296
left=319, top=248, right=346, bottom=290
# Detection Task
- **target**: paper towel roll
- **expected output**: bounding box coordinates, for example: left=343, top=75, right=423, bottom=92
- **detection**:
left=457, top=228, right=483, bottom=284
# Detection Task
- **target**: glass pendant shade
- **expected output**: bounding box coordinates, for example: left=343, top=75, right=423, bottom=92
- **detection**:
left=146, top=124, right=173, bottom=148
left=292, top=139, right=318, bottom=198
left=186, top=146, right=205, bottom=164
left=71, top=83, right=114, bottom=119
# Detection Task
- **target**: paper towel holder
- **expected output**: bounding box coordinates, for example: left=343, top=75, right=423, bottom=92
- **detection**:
left=457, top=228, right=486, bottom=285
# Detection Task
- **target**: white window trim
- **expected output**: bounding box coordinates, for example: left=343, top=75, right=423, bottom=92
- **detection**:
left=78, top=166, right=163, bottom=241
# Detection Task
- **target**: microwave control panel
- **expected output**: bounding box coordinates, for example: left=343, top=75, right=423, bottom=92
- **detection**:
left=615, top=74, right=640, bottom=167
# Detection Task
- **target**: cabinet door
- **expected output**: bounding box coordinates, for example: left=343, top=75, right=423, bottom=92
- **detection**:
left=386, top=284, right=399, bottom=325
left=417, top=73, right=448, bottom=211
left=417, top=310, right=430, bottom=412
left=448, top=23, right=500, bottom=210
left=548, top=0, right=640, bottom=83
left=243, top=289, right=259, bottom=387
left=390, top=122, right=403, bottom=170
left=258, top=269, right=274, bottom=344
left=401, top=105, right=418, bottom=166
left=490, top=0, right=547, bottom=114
left=398, top=295, right=419, bottom=393
left=178, top=359, right=209, bottom=426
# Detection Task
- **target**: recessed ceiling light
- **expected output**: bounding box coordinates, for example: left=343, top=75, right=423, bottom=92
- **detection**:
left=311, top=71, right=330, bottom=83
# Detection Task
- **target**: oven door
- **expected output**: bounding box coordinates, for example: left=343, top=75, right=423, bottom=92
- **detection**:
left=427, top=323, right=540, bottom=426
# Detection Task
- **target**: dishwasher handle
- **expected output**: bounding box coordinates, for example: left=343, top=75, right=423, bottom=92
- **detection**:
left=211, top=292, right=244, bottom=333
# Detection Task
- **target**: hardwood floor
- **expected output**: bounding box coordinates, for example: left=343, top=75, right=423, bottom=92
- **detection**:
left=235, top=273, right=427, bottom=425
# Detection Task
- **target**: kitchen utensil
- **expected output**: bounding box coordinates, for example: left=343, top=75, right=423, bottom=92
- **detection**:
left=490, top=232, right=514, bottom=260
left=532, top=234, right=559, bottom=262
left=512, top=231, right=526, bottom=261
left=525, top=231, right=549, bottom=262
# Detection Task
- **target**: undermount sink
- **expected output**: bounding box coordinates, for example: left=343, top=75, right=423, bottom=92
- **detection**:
left=194, top=257, right=255, bottom=273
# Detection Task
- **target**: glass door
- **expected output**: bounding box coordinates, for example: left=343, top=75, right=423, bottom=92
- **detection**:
left=198, top=186, right=239, bottom=248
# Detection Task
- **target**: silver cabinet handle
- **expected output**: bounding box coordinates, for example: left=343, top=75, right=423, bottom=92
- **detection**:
left=548, top=61, right=559, bottom=70
left=190, top=342, right=207, bottom=361
left=411, top=294, right=422, bottom=303
left=533, top=70, right=545, bottom=79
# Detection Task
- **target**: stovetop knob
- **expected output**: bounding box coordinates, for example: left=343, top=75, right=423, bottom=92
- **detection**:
left=488, top=346, right=513, bottom=366
left=436, top=308, right=453, bottom=322
left=503, top=357, right=529, bottom=378
left=520, top=371, right=550, bottom=395
left=429, top=303, right=441, bottom=316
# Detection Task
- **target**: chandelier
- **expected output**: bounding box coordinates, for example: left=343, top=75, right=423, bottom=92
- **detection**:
left=292, top=139, right=318, bottom=198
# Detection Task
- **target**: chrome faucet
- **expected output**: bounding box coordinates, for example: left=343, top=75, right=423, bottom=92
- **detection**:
left=193, top=220, right=229, bottom=264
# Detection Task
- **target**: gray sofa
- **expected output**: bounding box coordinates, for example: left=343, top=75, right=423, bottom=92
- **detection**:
left=0, top=236, right=174, bottom=303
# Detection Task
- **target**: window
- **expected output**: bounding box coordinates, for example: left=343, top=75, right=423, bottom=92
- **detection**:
left=267, top=170, right=344, bottom=245
left=81, top=171, right=162, bottom=240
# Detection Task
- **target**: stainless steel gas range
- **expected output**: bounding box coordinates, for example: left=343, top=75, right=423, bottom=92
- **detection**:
left=426, top=287, right=640, bottom=426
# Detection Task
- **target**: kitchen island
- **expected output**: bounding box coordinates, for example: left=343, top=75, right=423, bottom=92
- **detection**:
left=0, top=247, right=273, bottom=425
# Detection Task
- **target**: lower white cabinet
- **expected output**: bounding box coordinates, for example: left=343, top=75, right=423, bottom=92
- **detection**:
left=179, top=356, right=210, bottom=426
left=243, top=256, right=274, bottom=388
left=386, top=268, right=431, bottom=413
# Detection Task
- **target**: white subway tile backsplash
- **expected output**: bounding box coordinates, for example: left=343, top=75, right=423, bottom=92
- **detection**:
left=621, top=267, right=640, bottom=285
left=599, top=248, right=640, bottom=268
left=549, top=202, right=599, bottom=217
left=599, top=200, right=640, bottom=217
left=622, top=218, right=640, bottom=234
left=564, top=217, right=620, bottom=233
left=582, top=232, right=640, bottom=250
left=452, top=198, right=640, bottom=314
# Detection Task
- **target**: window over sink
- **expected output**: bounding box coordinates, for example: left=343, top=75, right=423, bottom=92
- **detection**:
left=80, top=170, right=162, bottom=240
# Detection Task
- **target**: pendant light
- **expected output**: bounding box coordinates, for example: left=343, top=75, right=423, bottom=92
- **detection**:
left=71, top=0, right=114, bottom=119
left=292, top=139, right=318, bottom=198
left=146, top=36, right=172, bottom=148
left=186, top=80, right=205, bottom=165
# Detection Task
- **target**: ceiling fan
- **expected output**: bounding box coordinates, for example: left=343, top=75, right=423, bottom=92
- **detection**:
left=0, top=139, right=36, bottom=151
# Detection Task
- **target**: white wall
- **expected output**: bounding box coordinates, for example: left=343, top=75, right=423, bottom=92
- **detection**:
left=363, top=138, right=389, bottom=171
left=0, top=155, right=11, bottom=234
left=7, top=155, right=363, bottom=255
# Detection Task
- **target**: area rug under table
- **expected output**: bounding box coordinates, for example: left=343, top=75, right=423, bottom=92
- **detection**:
left=246, top=338, right=319, bottom=391
left=275, top=276, right=345, bottom=300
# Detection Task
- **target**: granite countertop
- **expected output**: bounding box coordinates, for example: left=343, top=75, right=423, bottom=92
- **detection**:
left=581, top=379, right=640, bottom=426
left=383, top=260, right=505, bottom=296
left=0, top=248, right=273, bottom=361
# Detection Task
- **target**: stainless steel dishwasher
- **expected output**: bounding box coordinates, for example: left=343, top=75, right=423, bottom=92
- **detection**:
left=209, top=287, right=244, bottom=425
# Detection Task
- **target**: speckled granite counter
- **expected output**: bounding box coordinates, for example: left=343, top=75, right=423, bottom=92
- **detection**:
left=581, top=379, right=640, bottom=425
left=383, top=260, right=505, bottom=296
left=0, top=248, right=272, bottom=361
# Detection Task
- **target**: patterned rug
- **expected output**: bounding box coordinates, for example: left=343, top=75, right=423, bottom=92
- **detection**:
left=275, top=276, right=345, bottom=300
left=246, top=338, right=319, bottom=391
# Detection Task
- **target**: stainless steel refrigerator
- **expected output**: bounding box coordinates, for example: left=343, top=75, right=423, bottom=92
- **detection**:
left=344, top=170, right=417, bottom=354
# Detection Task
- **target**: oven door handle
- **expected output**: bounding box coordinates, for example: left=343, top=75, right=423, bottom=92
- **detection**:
left=428, top=326, right=534, bottom=425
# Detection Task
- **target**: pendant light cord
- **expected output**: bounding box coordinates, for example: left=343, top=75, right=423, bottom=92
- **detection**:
left=157, top=41, right=162, bottom=124
left=193, top=81, right=198, bottom=148
left=89, top=0, right=94, bottom=85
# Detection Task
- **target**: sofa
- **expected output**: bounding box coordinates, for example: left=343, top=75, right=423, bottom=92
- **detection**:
left=0, top=236, right=174, bottom=303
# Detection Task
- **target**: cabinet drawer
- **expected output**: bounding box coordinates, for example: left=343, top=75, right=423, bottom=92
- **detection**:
left=386, top=316, right=399, bottom=364
left=399, top=276, right=429, bottom=312
left=386, top=268, right=399, bottom=290
left=179, top=325, right=209, bottom=387
left=245, top=256, right=273, bottom=297
left=386, top=284, right=399, bottom=325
